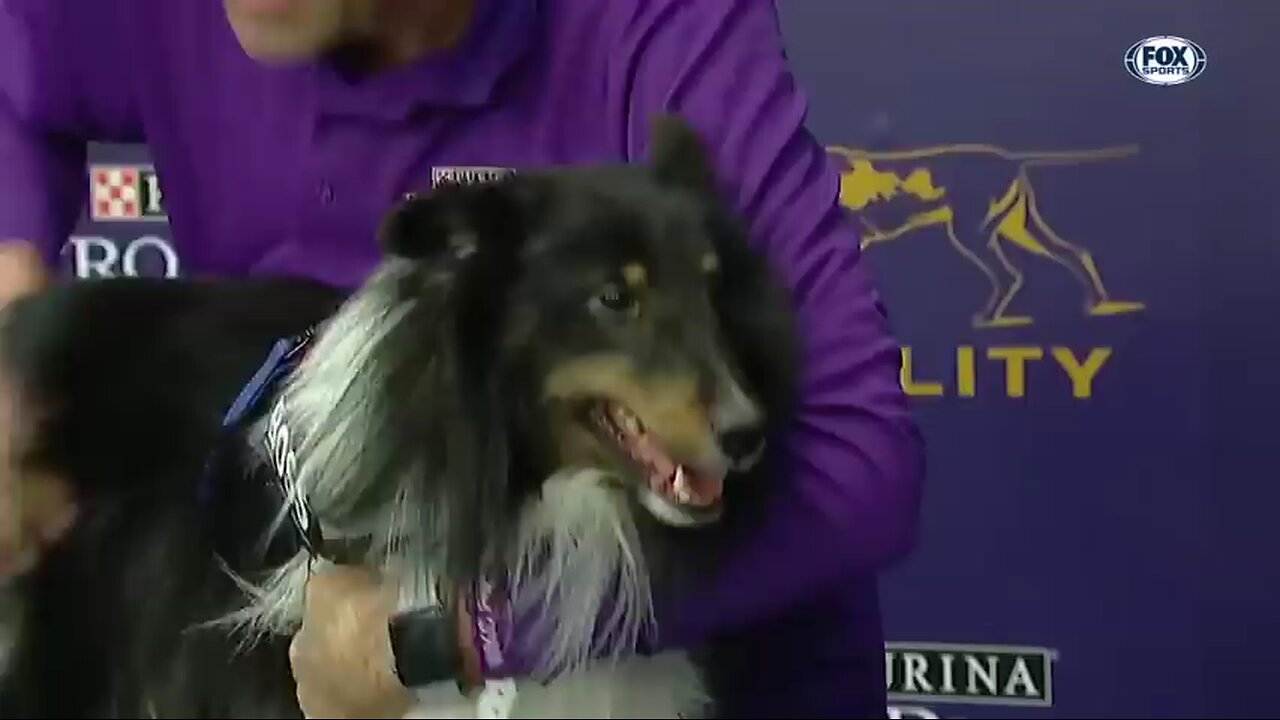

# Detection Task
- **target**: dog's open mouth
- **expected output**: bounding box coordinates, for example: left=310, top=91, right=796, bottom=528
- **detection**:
left=587, top=401, right=724, bottom=524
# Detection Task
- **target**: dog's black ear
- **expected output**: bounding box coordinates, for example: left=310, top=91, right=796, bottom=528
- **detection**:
left=378, top=183, right=524, bottom=263
left=649, top=113, right=719, bottom=197
left=378, top=193, right=457, bottom=260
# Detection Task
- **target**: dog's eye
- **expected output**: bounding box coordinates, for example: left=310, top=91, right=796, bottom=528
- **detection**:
left=591, top=285, right=639, bottom=317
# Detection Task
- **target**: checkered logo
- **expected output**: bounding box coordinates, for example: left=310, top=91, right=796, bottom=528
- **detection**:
left=89, top=165, right=166, bottom=221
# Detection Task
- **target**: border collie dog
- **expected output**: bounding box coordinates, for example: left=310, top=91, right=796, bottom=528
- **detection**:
left=0, top=116, right=798, bottom=718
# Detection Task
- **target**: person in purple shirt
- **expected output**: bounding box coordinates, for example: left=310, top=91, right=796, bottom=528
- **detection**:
left=0, top=0, right=925, bottom=716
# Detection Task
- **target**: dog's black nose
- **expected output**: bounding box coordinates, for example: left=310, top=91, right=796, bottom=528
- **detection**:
left=718, top=426, right=766, bottom=468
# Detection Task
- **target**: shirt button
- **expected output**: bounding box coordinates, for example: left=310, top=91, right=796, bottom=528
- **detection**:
left=318, top=182, right=335, bottom=204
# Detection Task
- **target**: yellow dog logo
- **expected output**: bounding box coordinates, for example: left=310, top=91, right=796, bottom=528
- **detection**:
left=828, top=144, right=1145, bottom=328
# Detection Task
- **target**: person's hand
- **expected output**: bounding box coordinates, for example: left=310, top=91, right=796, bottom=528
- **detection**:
left=0, top=241, right=47, bottom=303
left=0, top=240, right=73, bottom=581
left=289, top=564, right=417, bottom=718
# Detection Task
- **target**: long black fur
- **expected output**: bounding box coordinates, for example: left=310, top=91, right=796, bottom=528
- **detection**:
left=0, top=115, right=799, bottom=718
left=0, top=278, right=343, bottom=717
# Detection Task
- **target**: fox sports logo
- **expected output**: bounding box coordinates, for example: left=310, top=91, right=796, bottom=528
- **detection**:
left=1125, top=36, right=1206, bottom=86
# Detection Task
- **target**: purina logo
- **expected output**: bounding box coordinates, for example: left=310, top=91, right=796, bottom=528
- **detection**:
left=89, top=165, right=166, bottom=221
left=1124, top=36, right=1206, bottom=86
left=430, top=166, right=515, bottom=189
left=63, top=236, right=180, bottom=279
left=885, top=642, right=1058, bottom=708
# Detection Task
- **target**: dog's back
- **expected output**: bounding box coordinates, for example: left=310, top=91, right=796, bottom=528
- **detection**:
left=0, top=276, right=344, bottom=717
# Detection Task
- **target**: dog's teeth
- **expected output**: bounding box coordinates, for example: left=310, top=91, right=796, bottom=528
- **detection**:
left=673, top=465, right=691, bottom=502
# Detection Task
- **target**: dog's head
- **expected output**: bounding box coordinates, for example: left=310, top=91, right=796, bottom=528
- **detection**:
left=282, top=116, right=796, bottom=586
left=381, top=117, right=794, bottom=529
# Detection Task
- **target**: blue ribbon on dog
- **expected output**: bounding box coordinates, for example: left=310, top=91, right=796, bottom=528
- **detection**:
left=217, top=328, right=316, bottom=433
left=198, top=326, right=322, bottom=561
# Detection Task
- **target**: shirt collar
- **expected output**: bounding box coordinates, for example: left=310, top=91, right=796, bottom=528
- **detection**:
left=313, top=0, right=537, bottom=119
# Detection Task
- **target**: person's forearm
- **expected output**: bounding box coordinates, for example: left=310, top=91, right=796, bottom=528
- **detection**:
left=0, top=86, right=86, bottom=267
left=613, top=0, right=923, bottom=649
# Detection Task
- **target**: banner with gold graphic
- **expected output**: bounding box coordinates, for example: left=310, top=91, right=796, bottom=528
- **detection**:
left=830, top=142, right=1142, bottom=403
left=778, top=2, right=1272, bottom=718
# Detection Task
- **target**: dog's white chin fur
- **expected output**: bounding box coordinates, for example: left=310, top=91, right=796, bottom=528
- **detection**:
left=394, top=469, right=709, bottom=719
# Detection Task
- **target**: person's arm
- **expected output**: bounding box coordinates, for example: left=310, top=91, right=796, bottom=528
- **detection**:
left=623, top=0, right=924, bottom=645
left=0, top=0, right=143, bottom=266
left=481, top=0, right=924, bottom=676
left=0, top=0, right=142, bottom=583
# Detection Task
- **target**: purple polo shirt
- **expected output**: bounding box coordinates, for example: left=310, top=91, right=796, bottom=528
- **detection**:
left=0, top=0, right=924, bottom=715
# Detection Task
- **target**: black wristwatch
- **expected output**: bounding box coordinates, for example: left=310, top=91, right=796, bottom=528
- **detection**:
left=387, top=606, right=465, bottom=688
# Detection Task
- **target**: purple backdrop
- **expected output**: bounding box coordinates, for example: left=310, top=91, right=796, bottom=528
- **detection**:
left=69, top=2, right=1278, bottom=717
